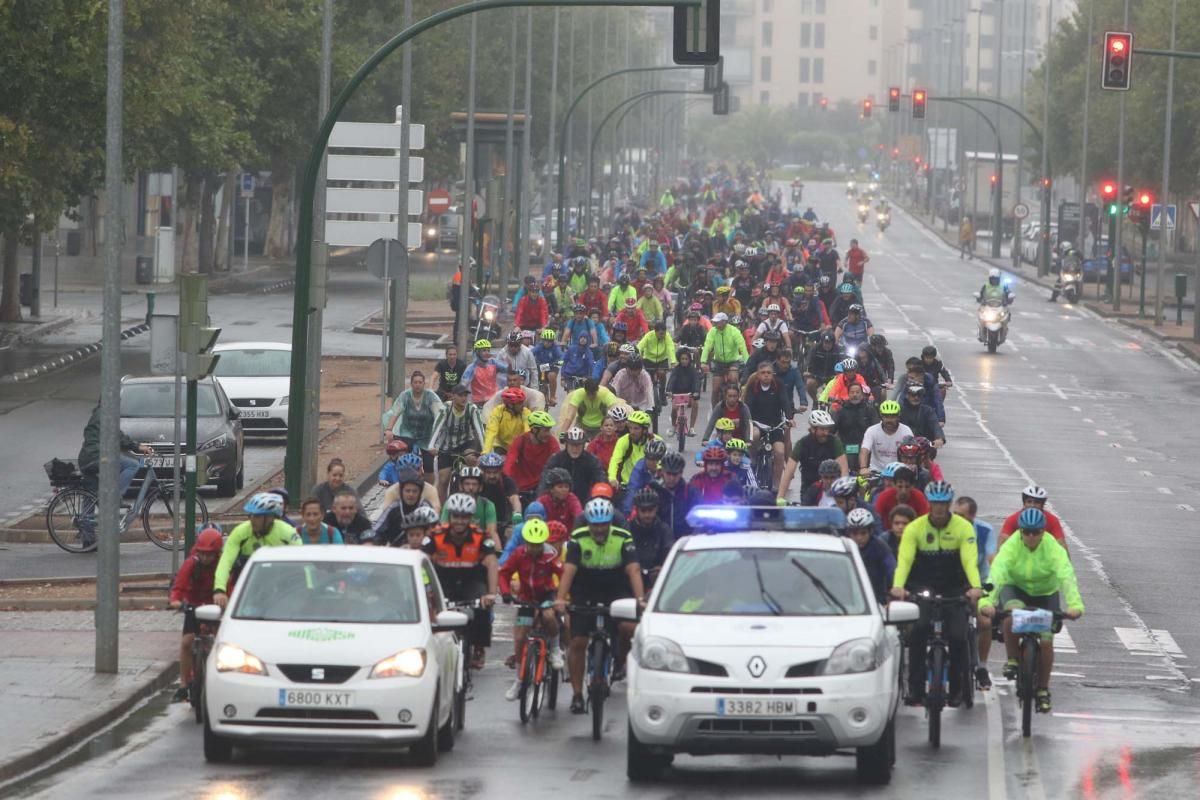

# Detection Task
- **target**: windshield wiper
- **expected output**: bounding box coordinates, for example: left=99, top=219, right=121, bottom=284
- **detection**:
left=790, top=557, right=848, bottom=615
left=752, top=555, right=783, bottom=616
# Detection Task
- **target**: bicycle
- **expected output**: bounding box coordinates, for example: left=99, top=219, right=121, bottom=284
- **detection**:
left=180, top=603, right=221, bottom=724
left=648, top=363, right=669, bottom=435
left=999, top=607, right=1067, bottom=738
left=750, top=418, right=789, bottom=492
left=43, top=458, right=208, bottom=554
left=670, top=393, right=694, bottom=452
left=445, top=597, right=487, bottom=731
left=907, top=592, right=974, bottom=749
left=568, top=602, right=616, bottom=741
left=513, top=600, right=561, bottom=723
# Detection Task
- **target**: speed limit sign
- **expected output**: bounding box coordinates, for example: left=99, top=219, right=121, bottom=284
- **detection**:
left=1013, top=202, right=1030, bottom=220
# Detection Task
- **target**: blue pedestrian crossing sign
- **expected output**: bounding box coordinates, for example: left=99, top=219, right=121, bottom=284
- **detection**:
left=1150, top=203, right=1176, bottom=231
left=239, top=172, right=256, bottom=198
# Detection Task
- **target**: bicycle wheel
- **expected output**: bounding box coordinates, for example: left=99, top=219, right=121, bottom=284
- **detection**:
left=142, top=488, right=208, bottom=551
left=589, top=637, right=609, bottom=741
left=1020, top=637, right=1037, bottom=738
left=546, top=664, right=560, bottom=711
left=518, top=641, right=538, bottom=724
left=927, top=645, right=944, bottom=749
left=963, top=624, right=978, bottom=710
left=45, top=488, right=99, bottom=553
left=190, top=639, right=206, bottom=724
left=675, top=411, right=687, bottom=452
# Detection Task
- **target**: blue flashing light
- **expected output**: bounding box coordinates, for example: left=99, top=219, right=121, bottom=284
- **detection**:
left=685, top=505, right=846, bottom=534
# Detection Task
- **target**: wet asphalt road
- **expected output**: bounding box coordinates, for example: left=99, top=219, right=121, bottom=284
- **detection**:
left=9, top=184, right=1200, bottom=799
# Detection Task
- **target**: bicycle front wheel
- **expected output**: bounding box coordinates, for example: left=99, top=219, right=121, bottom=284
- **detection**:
left=142, top=489, right=208, bottom=550
left=45, top=489, right=99, bottom=553
left=927, top=645, right=944, bottom=749
left=1020, top=637, right=1038, bottom=738
left=588, top=637, right=609, bottom=741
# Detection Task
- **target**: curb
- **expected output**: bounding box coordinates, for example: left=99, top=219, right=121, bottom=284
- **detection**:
left=0, top=659, right=178, bottom=785
left=0, top=572, right=172, bottom=588
left=0, top=315, right=76, bottom=347
left=0, top=320, right=150, bottom=385
left=0, top=596, right=167, bottom=611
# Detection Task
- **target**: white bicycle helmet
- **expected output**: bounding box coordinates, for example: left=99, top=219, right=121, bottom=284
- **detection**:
left=403, top=506, right=440, bottom=529
left=608, top=406, right=629, bottom=422
left=808, top=409, right=835, bottom=428
left=564, top=426, right=588, bottom=443
left=846, top=507, right=875, bottom=529
left=619, top=343, right=638, bottom=356
left=444, top=493, right=477, bottom=516
left=829, top=476, right=860, bottom=497
left=1021, top=484, right=1048, bottom=501
left=243, top=492, right=284, bottom=517
left=584, top=497, right=614, bottom=524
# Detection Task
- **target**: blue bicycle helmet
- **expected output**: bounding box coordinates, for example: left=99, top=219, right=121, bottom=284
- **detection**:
left=525, top=500, right=547, bottom=519
left=1017, top=507, right=1046, bottom=531
left=584, top=497, right=614, bottom=523
left=243, top=492, right=284, bottom=517
left=880, top=461, right=903, bottom=479
left=924, top=480, right=955, bottom=503
left=397, top=453, right=423, bottom=470
left=479, top=452, right=505, bottom=469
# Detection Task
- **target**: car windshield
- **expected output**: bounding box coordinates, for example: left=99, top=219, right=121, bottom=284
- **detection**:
left=121, top=383, right=221, bottom=417
left=655, top=547, right=868, bottom=616
left=232, top=560, right=421, bottom=624
left=213, top=348, right=291, bottom=378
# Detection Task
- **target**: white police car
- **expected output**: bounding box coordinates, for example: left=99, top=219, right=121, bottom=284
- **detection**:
left=196, top=546, right=468, bottom=765
left=612, top=506, right=918, bottom=785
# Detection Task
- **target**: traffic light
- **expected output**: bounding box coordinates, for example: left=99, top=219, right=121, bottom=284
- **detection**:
left=1123, top=184, right=1135, bottom=214
left=862, top=98, right=873, bottom=118
left=912, top=89, right=927, bottom=120
left=179, top=274, right=221, bottom=380
left=819, top=96, right=828, bottom=111
left=891, top=147, right=900, bottom=158
left=989, top=174, right=997, bottom=194
left=1130, top=190, right=1153, bottom=225
left=888, top=87, right=901, bottom=113
left=1101, top=31, right=1133, bottom=91
left=673, top=0, right=721, bottom=65
left=1100, top=180, right=1118, bottom=215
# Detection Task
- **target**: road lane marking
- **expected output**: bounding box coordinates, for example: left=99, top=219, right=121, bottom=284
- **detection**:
left=1115, top=627, right=1187, bottom=658
left=1157, top=487, right=1174, bottom=495
left=1053, top=712, right=1200, bottom=726
left=1071, top=405, right=1081, bottom=412
left=1179, top=504, right=1195, bottom=512
left=1096, top=430, right=1108, bottom=437
left=984, top=688, right=1007, bottom=800
left=1055, top=627, right=1077, bottom=654
left=1139, top=470, right=1154, bottom=478
left=1065, top=336, right=1095, bottom=348
left=1048, top=384, right=1068, bottom=401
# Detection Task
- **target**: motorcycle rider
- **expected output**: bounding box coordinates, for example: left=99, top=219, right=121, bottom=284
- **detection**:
left=977, top=268, right=1014, bottom=305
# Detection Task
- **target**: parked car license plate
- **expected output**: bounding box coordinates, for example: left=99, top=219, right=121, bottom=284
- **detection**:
left=148, top=456, right=177, bottom=468
left=278, top=689, right=354, bottom=707
left=239, top=409, right=271, bottom=418
left=716, top=697, right=797, bottom=716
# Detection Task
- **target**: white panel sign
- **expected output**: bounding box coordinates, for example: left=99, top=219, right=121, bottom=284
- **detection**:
left=325, top=188, right=423, bottom=215
left=327, top=154, right=424, bottom=184
left=326, top=220, right=423, bottom=248
left=329, top=121, right=425, bottom=151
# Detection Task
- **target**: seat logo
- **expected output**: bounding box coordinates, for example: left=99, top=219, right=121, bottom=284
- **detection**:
left=311, top=667, right=325, bottom=680
left=747, top=655, right=767, bottom=678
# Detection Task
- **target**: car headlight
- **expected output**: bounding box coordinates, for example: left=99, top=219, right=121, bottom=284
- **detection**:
left=370, top=648, right=427, bottom=679
left=426, top=227, right=437, bottom=236
left=215, top=643, right=268, bottom=675
left=279, top=395, right=288, bottom=406
left=199, top=433, right=230, bottom=452
left=634, top=635, right=691, bottom=673
left=821, top=637, right=880, bottom=675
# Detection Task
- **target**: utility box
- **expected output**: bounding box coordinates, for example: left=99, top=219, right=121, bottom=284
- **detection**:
left=19, top=273, right=34, bottom=307
left=136, top=255, right=154, bottom=285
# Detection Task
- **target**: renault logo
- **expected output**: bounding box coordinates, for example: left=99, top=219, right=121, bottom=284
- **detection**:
left=747, top=656, right=766, bottom=678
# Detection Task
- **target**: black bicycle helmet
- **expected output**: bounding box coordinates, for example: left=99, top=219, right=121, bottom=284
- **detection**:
left=644, top=439, right=667, bottom=459
left=661, top=452, right=686, bottom=473
left=544, top=468, right=571, bottom=487
left=632, top=488, right=660, bottom=509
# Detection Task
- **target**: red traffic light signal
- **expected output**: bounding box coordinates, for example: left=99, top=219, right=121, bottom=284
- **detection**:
left=892, top=147, right=900, bottom=157
left=1101, top=31, right=1133, bottom=90
left=912, top=89, right=927, bottom=120
left=888, top=86, right=901, bottom=112
left=862, top=98, right=873, bottom=118
left=1100, top=181, right=1117, bottom=199
left=990, top=174, right=998, bottom=185
left=819, top=96, right=828, bottom=111
left=1137, top=191, right=1153, bottom=206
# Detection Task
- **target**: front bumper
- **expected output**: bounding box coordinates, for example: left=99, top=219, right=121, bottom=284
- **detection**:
left=204, top=668, right=437, bottom=748
left=626, top=663, right=895, bottom=756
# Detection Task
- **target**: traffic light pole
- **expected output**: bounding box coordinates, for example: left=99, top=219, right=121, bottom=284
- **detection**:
left=282, top=0, right=706, bottom=501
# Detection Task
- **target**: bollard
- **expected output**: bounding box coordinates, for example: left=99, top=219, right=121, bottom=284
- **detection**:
left=145, top=291, right=156, bottom=325
left=1175, top=273, right=1187, bottom=326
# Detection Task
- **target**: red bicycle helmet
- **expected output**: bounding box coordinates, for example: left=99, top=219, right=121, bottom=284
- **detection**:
left=702, top=445, right=728, bottom=463
left=897, top=442, right=922, bottom=459
left=194, top=528, right=224, bottom=553
left=912, top=436, right=933, bottom=457
left=385, top=439, right=408, bottom=456
left=590, top=482, right=615, bottom=500
left=501, top=387, right=527, bottom=404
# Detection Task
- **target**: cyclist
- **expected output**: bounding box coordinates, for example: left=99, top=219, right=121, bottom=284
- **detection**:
left=622, top=438, right=668, bottom=513
left=723, top=438, right=758, bottom=494
left=514, top=278, right=551, bottom=332
left=979, top=507, right=1083, bottom=712
left=676, top=308, right=710, bottom=348
left=821, top=357, right=871, bottom=411
left=500, top=518, right=565, bottom=701
left=637, top=320, right=676, bottom=401
left=800, top=458, right=841, bottom=507
left=665, top=347, right=702, bottom=435
left=503, top=410, right=561, bottom=507
left=701, top=387, right=752, bottom=446
left=169, top=527, right=223, bottom=701
left=700, top=312, right=749, bottom=406
left=873, top=464, right=929, bottom=522
left=297, top=497, right=345, bottom=544
left=556, top=378, right=620, bottom=437
left=532, top=329, right=565, bottom=407
left=600, top=342, right=637, bottom=387
left=438, top=466, right=498, bottom=540
left=213, top=493, right=301, bottom=608
left=608, top=410, right=661, bottom=488
left=562, top=304, right=599, bottom=349
left=609, top=356, right=655, bottom=412
left=497, top=330, right=539, bottom=380
left=789, top=286, right=831, bottom=337
left=578, top=274, right=608, bottom=319
left=777, top=409, right=847, bottom=502
left=648, top=452, right=690, bottom=538
left=477, top=453, right=519, bottom=537
left=844, top=238, right=870, bottom=284
left=427, top=383, right=486, bottom=500
left=832, top=383, right=878, bottom=474
left=461, top=339, right=504, bottom=406
left=896, top=438, right=933, bottom=491
left=688, top=446, right=736, bottom=504
left=433, top=345, right=466, bottom=402
left=899, top=383, right=945, bottom=448
left=615, top=296, right=649, bottom=341
left=997, top=485, right=1069, bottom=554
left=608, top=273, right=638, bottom=315
left=890, top=481, right=983, bottom=707
left=858, top=334, right=895, bottom=400
left=555, top=498, right=645, bottom=713
left=76, top=401, right=154, bottom=499
left=834, top=304, right=874, bottom=355
left=400, top=506, right=440, bottom=550
left=425, top=493, right=499, bottom=670
left=920, top=345, right=953, bottom=424
left=827, top=282, right=862, bottom=328
left=483, top=387, right=530, bottom=454
left=712, top=285, right=742, bottom=318
left=845, top=507, right=894, bottom=604
left=803, top=330, right=843, bottom=407
left=745, top=360, right=791, bottom=490
left=626, top=488, right=673, bottom=588
left=535, top=468, right=583, bottom=533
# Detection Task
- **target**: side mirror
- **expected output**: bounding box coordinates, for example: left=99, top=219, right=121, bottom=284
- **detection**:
left=195, top=604, right=223, bottom=623
left=433, top=609, right=469, bottom=632
left=610, top=597, right=640, bottom=621
left=883, top=601, right=919, bottom=625
left=228, top=407, right=240, bottom=420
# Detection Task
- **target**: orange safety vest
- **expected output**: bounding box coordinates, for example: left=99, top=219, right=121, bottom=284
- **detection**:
left=430, top=528, right=488, bottom=568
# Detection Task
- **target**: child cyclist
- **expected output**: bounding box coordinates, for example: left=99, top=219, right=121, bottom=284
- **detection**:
left=499, top=518, right=565, bottom=701
left=724, top=438, right=759, bottom=493
left=168, top=527, right=223, bottom=701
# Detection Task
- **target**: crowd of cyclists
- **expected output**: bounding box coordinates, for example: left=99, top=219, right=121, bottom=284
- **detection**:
left=169, top=163, right=1083, bottom=726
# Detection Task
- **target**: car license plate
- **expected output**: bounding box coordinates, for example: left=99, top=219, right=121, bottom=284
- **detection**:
left=279, top=689, right=354, bottom=708
left=240, top=409, right=271, bottom=418
left=716, top=697, right=797, bottom=716
left=148, top=456, right=177, bottom=468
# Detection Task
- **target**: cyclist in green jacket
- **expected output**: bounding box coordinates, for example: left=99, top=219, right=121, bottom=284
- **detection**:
left=213, top=492, right=302, bottom=606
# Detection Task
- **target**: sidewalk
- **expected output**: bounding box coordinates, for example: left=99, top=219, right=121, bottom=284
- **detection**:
left=0, top=609, right=178, bottom=784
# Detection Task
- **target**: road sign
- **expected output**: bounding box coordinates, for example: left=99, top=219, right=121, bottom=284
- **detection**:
left=954, top=178, right=966, bottom=193
left=366, top=238, right=406, bottom=281
left=428, top=189, right=451, bottom=215
left=1151, top=203, right=1177, bottom=231
left=239, top=173, right=255, bottom=198
left=1013, top=202, right=1030, bottom=220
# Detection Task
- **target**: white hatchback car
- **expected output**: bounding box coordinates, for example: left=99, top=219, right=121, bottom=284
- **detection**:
left=614, top=506, right=918, bottom=785
left=211, top=341, right=291, bottom=436
left=197, top=546, right=468, bottom=765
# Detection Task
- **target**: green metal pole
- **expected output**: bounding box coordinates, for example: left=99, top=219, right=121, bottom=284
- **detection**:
left=555, top=65, right=699, bottom=251
left=283, top=0, right=700, bottom=499
left=184, top=379, right=197, bottom=553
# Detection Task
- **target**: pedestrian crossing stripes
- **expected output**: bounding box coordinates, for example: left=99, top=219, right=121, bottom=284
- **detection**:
left=1054, top=627, right=1077, bottom=654
left=1114, top=627, right=1187, bottom=658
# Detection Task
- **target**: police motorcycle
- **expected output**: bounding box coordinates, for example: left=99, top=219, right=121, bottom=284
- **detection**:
left=1049, top=243, right=1082, bottom=304
left=976, top=270, right=1012, bottom=354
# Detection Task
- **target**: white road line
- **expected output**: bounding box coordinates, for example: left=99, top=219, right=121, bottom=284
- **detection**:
left=1020, top=355, right=1029, bottom=361
left=927, top=328, right=955, bottom=340
left=1115, top=627, right=1188, bottom=658
left=1125, top=456, right=1138, bottom=463
left=1054, top=627, right=1077, bottom=654
left=1053, top=712, right=1200, bottom=726
left=1139, top=470, right=1154, bottom=478
left=1158, top=487, right=1174, bottom=495
left=1064, top=336, right=1095, bottom=348
left=1070, top=405, right=1081, bottom=412
left=1019, top=740, right=1049, bottom=800
left=984, top=689, right=1007, bottom=800
left=1048, top=384, right=1068, bottom=401
left=1096, top=430, right=1108, bottom=437
left=1179, top=504, right=1196, bottom=512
